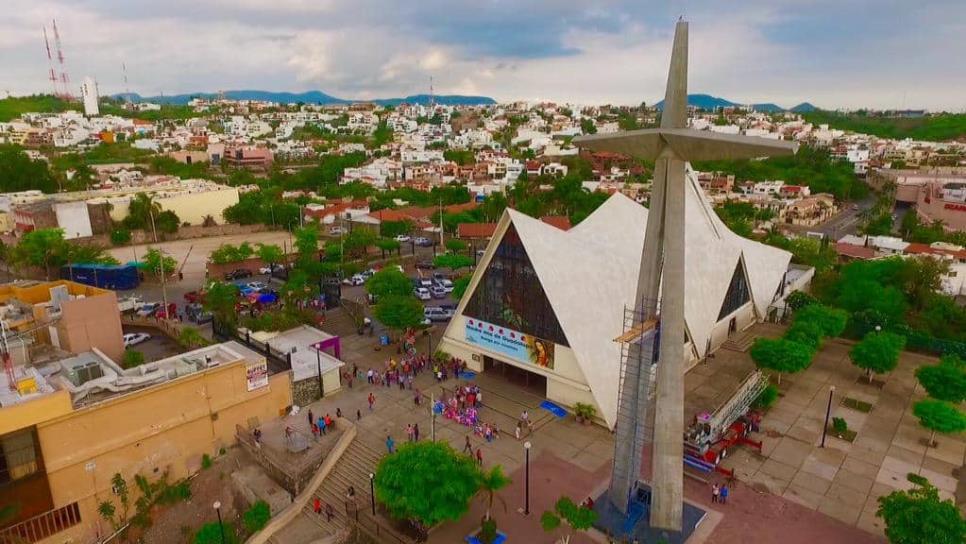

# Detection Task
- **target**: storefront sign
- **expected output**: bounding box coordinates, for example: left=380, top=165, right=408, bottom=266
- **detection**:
left=465, top=318, right=555, bottom=369
left=944, top=203, right=966, bottom=212
left=246, top=360, right=269, bottom=391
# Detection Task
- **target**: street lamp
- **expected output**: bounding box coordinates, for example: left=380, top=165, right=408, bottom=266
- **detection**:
left=315, top=345, right=324, bottom=399
left=369, top=472, right=376, bottom=516
left=821, top=385, right=836, bottom=448
left=213, top=501, right=225, bottom=544
left=875, top=325, right=882, bottom=334
left=523, top=441, right=532, bottom=515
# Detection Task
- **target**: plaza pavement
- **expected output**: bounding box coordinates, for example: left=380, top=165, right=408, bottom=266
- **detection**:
left=710, top=323, right=964, bottom=538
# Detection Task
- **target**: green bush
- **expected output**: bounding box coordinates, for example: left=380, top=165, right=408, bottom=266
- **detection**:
left=752, top=384, right=779, bottom=409
left=157, top=481, right=192, bottom=505
left=201, top=454, right=213, bottom=470
left=110, top=228, right=132, bottom=246
left=785, top=320, right=825, bottom=349
left=122, top=349, right=145, bottom=369
left=832, top=417, right=848, bottom=434
left=194, top=521, right=238, bottom=544
left=479, top=518, right=498, bottom=544
left=242, top=500, right=271, bottom=534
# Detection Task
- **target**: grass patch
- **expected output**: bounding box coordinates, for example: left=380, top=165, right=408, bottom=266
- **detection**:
left=827, top=426, right=857, bottom=442
left=841, top=397, right=874, bottom=413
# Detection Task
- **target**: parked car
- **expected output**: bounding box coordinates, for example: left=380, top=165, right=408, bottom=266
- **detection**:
left=122, top=332, right=151, bottom=347
left=136, top=302, right=161, bottom=317
left=476, top=249, right=485, bottom=258
left=434, top=278, right=454, bottom=293
left=224, top=269, right=252, bottom=280
left=185, top=303, right=213, bottom=324
left=394, top=234, right=411, bottom=243
left=416, top=277, right=432, bottom=288
left=343, top=274, right=366, bottom=286
left=430, top=285, right=447, bottom=299
left=414, top=237, right=433, bottom=247
left=155, top=303, right=177, bottom=320
left=439, top=304, right=457, bottom=318
left=415, top=260, right=435, bottom=270
left=329, top=226, right=346, bottom=235
left=423, top=306, right=450, bottom=322
left=414, top=287, right=431, bottom=300
left=259, top=263, right=284, bottom=274
left=183, top=291, right=203, bottom=304
left=246, top=281, right=267, bottom=292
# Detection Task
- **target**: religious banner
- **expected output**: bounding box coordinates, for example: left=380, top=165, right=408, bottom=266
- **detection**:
left=246, top=359, right=269, bottom=391
left=465, top=318, right=554, bottom=369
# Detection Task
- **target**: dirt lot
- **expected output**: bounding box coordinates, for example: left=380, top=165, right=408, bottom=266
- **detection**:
left=140, top=447, right=262, bottom=544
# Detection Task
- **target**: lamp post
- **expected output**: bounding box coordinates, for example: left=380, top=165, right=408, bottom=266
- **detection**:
left=213, top=501, right=225, bottom=544
left=875, top=324, right=882, bottom=334
left=369, top=472, right=376, bottom=516
left=523, top=441, right=532, bottom=515
left=315, top=344, right=324, bottom=399
left=821, top=385, right=836, bottom=448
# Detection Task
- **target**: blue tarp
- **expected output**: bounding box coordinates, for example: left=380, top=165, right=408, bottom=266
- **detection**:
left=539, top=400, right=568, bottom=418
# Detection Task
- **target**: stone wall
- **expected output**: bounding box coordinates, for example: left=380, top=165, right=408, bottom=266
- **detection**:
left=292, top=377, right=322, bottom=408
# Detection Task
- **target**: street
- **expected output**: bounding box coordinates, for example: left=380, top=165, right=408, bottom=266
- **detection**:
left=812, top=195, right=875, bottom=239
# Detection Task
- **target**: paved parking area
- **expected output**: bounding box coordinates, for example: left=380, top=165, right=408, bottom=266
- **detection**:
left=123, top=324, right=183, bottom=362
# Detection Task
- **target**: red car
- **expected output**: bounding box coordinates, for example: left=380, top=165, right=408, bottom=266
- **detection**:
left=155, top=302, right=179, bottom=320
left=184, top=291, right=203, bottom=303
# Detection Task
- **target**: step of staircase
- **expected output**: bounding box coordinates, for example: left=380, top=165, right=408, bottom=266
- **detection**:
left=722, top=331, right=756, bottom=352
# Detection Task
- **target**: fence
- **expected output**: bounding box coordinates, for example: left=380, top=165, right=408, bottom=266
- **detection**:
left=211, top=318, right=293, bottom=375
left=0, top=502, right=81, bottom=544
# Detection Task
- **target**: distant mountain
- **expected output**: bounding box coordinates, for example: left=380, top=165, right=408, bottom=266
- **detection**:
left=790, top=102, right=818, bottom=113
left=654, top=93, right=818, bottom=113
left=114, top=90, right=496, bottom=106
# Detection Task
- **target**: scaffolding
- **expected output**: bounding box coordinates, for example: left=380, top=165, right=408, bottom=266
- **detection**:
left=608, top=302, right=659, bottom=514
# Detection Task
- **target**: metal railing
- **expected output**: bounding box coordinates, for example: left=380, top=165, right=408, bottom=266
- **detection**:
left=0, top=502, right=81, bottom=544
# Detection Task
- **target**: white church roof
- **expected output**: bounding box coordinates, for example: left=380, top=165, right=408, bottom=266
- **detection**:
left=450, top=167, right=792, bottom=428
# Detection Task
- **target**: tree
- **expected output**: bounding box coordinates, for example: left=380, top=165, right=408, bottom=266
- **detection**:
left=452, top=276, right=472, bottom=300
left=155, top=210, right=181, bottom=234
left=877, top=475, right=966, bottom=544
left=142, top=248, right=177, bottom=278
left=445, top=239, right=468, bottom=254
left=915, top=356, right=966, bottom=403
left=477, top=466, right=511, bottom=522
left=373, top=441, right=481, bottom=526
left=540, top=496, right=598, bottom=544
left=850, top=331, right=906, bottom=383
left=366, top=268, right=412, bottom=299
left=194, top=521, right=238, bottom=544
left=749, top=338, right=815, bottom=384
left=123, top=192, right=163, bottom=231
left=343, top=228, right=377, bottom=258
left=899, top=256, right=951, bottom=310
left=255, top=243, right=284, bottom=271
left=375, top=238, right=401, bottom=259
left=0, top=144, right=57, bottom=193
left=293, top=227, right=320, bottom=266
left=784, top=319, right=825, bottom=349
left=242, top=500, right=271, bottom=534
left=913, top=399, right=966, bottom=447
left=794, top=304, right=848, bottom=338
left=480, top=192, right=508, bottom=222
left=10, top=228, right=68, bottom=279
left=203, top=282, right=240, bottom=325
left=433, top=254, right=474, bottom=271
left=380, top=220, right=414, bottom=239
left=210, top=242, right=255, bottom=264
left=373, top=295, right=426, bottom=337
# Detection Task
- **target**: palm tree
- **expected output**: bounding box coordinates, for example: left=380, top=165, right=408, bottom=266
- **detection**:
left=477, top=465, right=511, bottom=522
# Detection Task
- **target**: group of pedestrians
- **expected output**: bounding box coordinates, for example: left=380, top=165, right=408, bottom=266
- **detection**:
left=711, top=482, right=730, bottom=504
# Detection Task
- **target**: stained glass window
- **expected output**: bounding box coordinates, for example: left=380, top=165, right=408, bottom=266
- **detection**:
left=464, top=224, right=569, bottom=346
left=718, top=258, right=751, bottom=320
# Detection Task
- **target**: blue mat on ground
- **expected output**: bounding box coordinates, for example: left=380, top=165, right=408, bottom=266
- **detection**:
left=539, top=400, right=568, bottom=418
left=458, top=371, right=477, bottom=380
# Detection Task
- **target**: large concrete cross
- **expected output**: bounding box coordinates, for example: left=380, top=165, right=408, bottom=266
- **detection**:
left=574, top=20, right=797, bottom=531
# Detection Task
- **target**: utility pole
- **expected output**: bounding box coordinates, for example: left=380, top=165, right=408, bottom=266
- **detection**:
left=438, top=197, right=444, bottom=249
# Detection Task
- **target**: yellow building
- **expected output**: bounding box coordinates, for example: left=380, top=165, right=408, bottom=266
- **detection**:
left=0, top=340, right=292, bottom=543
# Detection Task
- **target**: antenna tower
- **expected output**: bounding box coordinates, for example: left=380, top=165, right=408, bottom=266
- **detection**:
left=43, top=26, right=59, bottom=96
left=52, top=19, right=73, bottom=100
left=429, top=76, right=435, bottom=110
left=122, top=62, right=131, bottom=102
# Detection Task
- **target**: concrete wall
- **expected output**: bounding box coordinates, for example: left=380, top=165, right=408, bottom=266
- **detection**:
left=53, top=202, right=93, bottom=240
left=107, top=188, right=240, bottom=226
left=35, top=364, right=292, bottom=543
left=56, top=289, right=125, bottom=363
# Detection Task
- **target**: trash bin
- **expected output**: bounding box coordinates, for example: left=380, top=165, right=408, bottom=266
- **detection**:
left=380, top=335, right=390, bottom=346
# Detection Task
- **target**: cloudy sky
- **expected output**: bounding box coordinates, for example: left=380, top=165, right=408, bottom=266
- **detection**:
left=2, top=0, right=965, bottom=110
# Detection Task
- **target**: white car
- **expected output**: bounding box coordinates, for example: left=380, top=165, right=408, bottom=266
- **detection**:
left=417, top=277, right=432, bottom=288
left=259, top=264, right=283, bottom=274
left=434, top=278, right=454, bottom=293
left=414, top=287, right=431, bottom=300
left=136, top=302, right=160, bottom=317
left=123, top=332, right=151, bottom=347
left=394, top=234, right=411, bottom=243
left=246, top=281, right=267, bottom=292
left=343, top=274, right=366, bottom=286
left=329, top=226, right=346, bottom=235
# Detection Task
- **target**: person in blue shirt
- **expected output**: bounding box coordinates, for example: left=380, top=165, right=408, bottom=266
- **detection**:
left=386, top=435, right=395, bottom=454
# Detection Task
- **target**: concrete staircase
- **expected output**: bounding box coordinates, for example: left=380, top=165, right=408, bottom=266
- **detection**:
left=295, top=438, right=384, bottom=539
